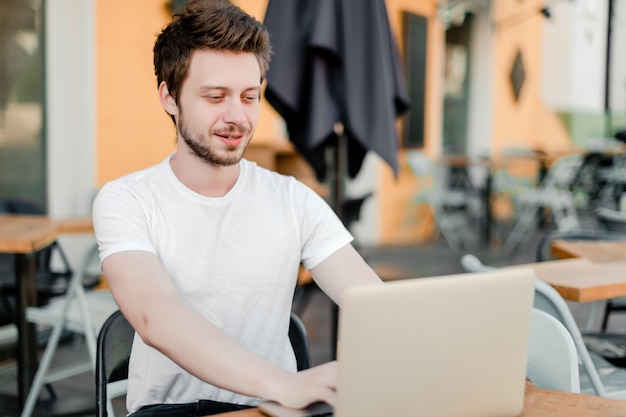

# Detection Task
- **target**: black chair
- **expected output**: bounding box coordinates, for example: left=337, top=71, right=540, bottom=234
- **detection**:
left=288, top=312, right=310, bottom=371
left=95, top=311, right=311, bottom=417
left=96, top=310, right=133, bottom=417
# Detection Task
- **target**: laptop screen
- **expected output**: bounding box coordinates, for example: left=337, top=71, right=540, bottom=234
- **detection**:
left=334, top=269, right=535, bottom=417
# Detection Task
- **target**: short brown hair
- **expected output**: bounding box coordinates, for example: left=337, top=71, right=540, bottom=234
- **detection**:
left=153, top=0, right=271, bottom=104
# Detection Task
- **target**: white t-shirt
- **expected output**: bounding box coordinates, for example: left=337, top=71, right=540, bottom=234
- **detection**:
left=92, top=155, right=353, bottom=412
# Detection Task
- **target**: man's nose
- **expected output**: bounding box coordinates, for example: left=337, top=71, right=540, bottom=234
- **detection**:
left=223, top=100, right=246, bottom=125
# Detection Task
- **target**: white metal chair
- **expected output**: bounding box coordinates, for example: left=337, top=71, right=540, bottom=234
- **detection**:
left=535, top=229, right=626, bottom=333
left=406, top=150, right=480, bottom=250
left=528, top=308, right=580, bottom=393
left=20, top=241, right=122, bottom=417
left=593, top=153, right=626, bottom=208
left=460, top=253, right=498, bottom=273
left=591, top=209, right=626, bottom=331
left=460, top=254, right=626, bottom=399
left=532, top=278, right=626, bottom=398
left=490, top=147, right=536, bottom=211
left=596, top=207, right=626, bottom=234
left=502, top=154, right=584, bottom=254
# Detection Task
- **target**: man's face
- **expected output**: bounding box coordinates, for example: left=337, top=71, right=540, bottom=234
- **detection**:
left=175, top=49, right=262, bottom=166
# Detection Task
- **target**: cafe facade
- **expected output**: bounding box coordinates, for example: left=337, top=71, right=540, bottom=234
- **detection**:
left=2, top=0, right=624, bottom=254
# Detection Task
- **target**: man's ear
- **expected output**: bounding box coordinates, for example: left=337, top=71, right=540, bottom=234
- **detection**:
left=158, top=81, right=178, bottom=116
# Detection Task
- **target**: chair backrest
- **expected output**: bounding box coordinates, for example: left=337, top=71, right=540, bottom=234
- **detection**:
left=460, top=253, right=498, bottom=273
left=459, top=253, right=612, bottom=398
left=596, top=207, right=626, bottom=234
left=541, top=154, right=583, bottom=189
left=532, top=279, right=607, bottom=397
left=95, top=311, right=311, bottom=417
left=406, top=150, right=447, bottom=203
left=96, top=310, right=134, bottom=417
left=288, top=312, right=310, bottom=371
left=527, top=308, right=580, bottom=393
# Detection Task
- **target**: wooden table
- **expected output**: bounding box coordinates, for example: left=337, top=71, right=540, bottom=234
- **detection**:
left=207, top=383, right=626, bottom=417
left=551, top=240, right=626, bottom=263
left=507, top=258, right=626, bottom=303
left=0, top=214, right=93, bottom=404
left=548, top=239, right=626, bottom=330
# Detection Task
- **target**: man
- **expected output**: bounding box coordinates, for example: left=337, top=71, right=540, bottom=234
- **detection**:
left=92, top=1, right=382, bottom=416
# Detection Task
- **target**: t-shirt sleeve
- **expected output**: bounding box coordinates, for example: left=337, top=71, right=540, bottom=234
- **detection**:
left=294, top=181, right=354, bottom=270
left=92, top=180, right=157, bottom=265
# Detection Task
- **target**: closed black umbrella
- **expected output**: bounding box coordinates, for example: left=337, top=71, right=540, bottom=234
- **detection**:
left=264, top=0, right=409, bottom=219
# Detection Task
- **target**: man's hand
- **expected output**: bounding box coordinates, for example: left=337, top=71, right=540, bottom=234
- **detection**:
left=272, top=361, right=338, bottom=409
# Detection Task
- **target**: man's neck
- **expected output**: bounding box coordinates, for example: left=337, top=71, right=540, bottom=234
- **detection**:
left=169, top=152, right=240, bottom=197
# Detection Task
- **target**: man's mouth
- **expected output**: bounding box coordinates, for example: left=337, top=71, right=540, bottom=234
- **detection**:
left=216, top=133, right=244, bottom=146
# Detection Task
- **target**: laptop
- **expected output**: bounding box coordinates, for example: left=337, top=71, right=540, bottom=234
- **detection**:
left=260, top=268, right=535, bottom=417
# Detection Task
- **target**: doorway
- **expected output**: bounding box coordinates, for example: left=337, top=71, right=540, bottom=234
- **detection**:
left=443, top=13, right=472, bottom=155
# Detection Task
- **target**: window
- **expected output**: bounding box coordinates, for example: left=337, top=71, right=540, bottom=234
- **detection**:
left=402, top=11, right=428, bottom=148
left=0, top=0, right=45, bottom=206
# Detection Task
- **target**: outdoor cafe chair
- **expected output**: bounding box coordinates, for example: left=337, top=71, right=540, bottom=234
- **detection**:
left=501, top=154, right=584, bottom=255
left=96, top=309, right=133, bottom=417
left=595, top=154, right=626, bottom=208
left=20, top=241, right=120, bottom=417
left=596, top=207, right=626, bottom=234
left=406, top=150, right=480, bottom=251
left=528, top=308, right=580, bottom=393
left=490, top=147, right=536, bottom=210
left=535, top=229, right=626, bottom=334
left=586, top=213, right=626, bottom=332
left=460, top=254, right=626, bottom=399
left=95, top=310, right=311, bottom=417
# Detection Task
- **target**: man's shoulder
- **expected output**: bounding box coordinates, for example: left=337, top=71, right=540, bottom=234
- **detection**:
left=95, top=159, right=169, bottom=209
left=103, top=159, right=167, bottom=190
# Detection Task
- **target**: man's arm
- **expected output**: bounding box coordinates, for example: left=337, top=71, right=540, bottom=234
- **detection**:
left=309, top=244, right=384, bottom=306
left=102, top=250, right=337, bottom=408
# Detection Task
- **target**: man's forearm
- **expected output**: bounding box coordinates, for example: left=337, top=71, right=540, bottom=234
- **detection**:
left=138, top=299, right=290, bottom=400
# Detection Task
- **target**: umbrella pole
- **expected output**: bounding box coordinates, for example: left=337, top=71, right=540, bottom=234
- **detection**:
left=330, top=122, right=347, bottom=224
left=329, top=122, right=347, bottom=360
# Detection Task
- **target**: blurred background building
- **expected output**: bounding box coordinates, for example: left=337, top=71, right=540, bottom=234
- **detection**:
left=0, top=0, right=625, bottom=263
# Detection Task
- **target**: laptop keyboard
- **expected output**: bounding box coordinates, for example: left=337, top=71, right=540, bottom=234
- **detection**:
left=309, top=411, right=333, bottom=417
left=304, top=402, right=334, bottom=417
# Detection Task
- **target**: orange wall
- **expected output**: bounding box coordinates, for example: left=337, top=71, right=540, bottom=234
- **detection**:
left=96, top=1, right=174, bottom=185
left=491, top=0, right=570, bottom=154
left=379, top=0, right=444, bottom=245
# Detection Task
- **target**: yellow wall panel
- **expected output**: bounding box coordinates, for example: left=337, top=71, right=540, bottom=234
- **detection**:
left=96, top=0, right=174, bottom=184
